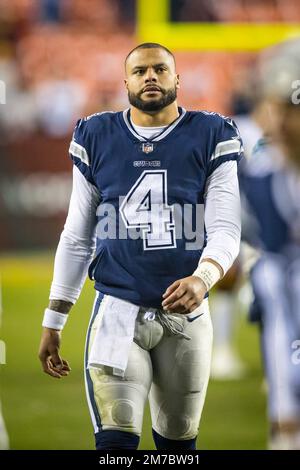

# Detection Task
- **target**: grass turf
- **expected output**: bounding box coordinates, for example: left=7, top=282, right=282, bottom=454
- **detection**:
left=0, top=251, right=267, bottom=449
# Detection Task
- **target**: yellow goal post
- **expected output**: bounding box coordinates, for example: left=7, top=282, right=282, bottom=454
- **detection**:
left=136, top=0, right=300, bottom=51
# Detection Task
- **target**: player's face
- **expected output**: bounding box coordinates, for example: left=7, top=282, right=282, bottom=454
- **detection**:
left=124, top=48, right=180, bottom=113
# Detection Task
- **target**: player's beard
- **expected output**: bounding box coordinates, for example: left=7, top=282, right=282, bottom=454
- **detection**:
left=128, top=86, right=177, bottom=112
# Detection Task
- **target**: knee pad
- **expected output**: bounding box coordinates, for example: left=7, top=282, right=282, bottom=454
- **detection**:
left=95, top=429, right=139, bottom=450
left=152, top=429, right=196, bottom=450
left=156, top=412, right=192, bottom=438
left=111, top=399, right=135, bottom=426
left=153, top=406, right=201, bottom=441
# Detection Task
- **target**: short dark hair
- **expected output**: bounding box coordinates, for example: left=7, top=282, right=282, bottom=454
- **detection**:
left=125, top=42, right=175, bottom=68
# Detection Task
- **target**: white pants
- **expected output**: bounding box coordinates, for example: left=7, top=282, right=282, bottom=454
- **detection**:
left=84, top=293, right=213, bottom=440
left=251, top=254, right=300, bottom=422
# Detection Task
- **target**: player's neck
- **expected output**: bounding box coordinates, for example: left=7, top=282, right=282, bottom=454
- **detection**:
left=130, top=102, right=179, bottom=127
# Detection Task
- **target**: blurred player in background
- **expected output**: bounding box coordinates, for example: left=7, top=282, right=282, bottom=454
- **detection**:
left=38, top=43, right=242, bottom=450
left=210, top=73, right=281, bottom=382
left=241, top=39, right=300, bottom=450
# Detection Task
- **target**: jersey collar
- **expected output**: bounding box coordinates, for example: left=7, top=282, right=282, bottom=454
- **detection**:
left=121, top=106, right=187, bottom=142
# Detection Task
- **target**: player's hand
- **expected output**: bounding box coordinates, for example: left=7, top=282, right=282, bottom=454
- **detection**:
left=38, top=328, right=71, bottom=379
left=162, top=276, right=207, bottom=314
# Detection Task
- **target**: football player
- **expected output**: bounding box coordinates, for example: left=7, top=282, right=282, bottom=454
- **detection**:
left=38, top=43, right=242, bottom=450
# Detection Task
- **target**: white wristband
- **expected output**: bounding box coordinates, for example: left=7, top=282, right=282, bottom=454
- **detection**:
left=42, top=308, right=68, bottom=330
left=193, top=261, right=221, bottom=291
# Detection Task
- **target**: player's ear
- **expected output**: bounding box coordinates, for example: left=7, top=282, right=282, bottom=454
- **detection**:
left=124, top=78, right=129, bottom=90
left=176, top=74, right=180, bottom=89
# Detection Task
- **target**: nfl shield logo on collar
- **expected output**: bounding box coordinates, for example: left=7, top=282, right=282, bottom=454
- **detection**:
left=141, top=142, right=154, bottom=154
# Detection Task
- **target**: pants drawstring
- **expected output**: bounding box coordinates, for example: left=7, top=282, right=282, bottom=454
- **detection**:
left=155, top=309, right=191, bottom=340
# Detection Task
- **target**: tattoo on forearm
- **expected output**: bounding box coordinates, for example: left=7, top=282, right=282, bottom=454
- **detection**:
left=48, top=300, right=73, bottom=314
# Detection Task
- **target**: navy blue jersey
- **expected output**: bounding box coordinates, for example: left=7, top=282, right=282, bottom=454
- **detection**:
left=240, top=138, right=300, bottom=254
left=69, top=107, right=243, bottom=308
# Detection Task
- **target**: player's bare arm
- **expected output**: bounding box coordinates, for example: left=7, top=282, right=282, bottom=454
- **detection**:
left=38, top=300, right=72, bottom=379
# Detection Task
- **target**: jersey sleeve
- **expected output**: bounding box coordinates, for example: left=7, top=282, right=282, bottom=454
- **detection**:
left=207, top=116, right=244, bottom=177
left=68, top=118, right=95, bottom=185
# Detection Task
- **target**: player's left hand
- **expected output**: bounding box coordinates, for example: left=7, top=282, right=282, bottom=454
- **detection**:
left=162, top=276, right=207, bottom=314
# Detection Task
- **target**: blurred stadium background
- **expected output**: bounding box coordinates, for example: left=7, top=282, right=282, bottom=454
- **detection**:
left=1, top=0, right=300, bottom=449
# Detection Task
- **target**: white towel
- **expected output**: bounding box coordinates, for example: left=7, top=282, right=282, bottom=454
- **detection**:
left=87, top=295, right=139, bottom=377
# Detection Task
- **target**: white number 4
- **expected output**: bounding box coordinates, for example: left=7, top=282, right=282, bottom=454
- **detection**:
left=119, top=170, right=176, bottom=250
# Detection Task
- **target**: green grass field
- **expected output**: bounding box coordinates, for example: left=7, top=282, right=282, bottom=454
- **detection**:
left=0, top=252, right=267, bottom=449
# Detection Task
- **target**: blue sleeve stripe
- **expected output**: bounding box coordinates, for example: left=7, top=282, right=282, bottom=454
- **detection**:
left=207, top=153, right=243, bottom=177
